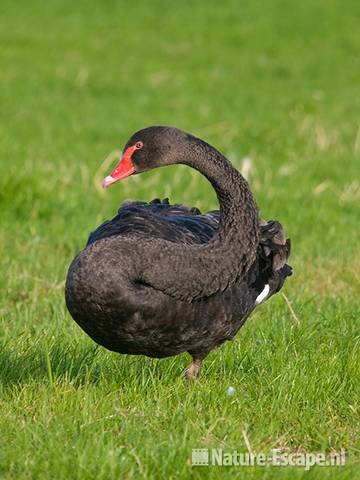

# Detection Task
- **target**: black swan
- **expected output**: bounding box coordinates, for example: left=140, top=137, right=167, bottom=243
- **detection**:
left=65, top=126, right=292, bottom=379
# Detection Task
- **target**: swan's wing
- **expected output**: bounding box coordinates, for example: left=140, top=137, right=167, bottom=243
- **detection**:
left=87, top=198, right=220, bottom=246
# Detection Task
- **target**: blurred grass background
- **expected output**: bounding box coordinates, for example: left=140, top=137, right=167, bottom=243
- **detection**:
left=0, top=0, right=359, bottom=478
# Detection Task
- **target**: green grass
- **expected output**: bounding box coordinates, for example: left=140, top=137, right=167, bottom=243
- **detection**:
left=0, top=0, right=359, bottom=478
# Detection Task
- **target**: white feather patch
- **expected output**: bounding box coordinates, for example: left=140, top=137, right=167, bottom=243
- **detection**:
left=255, top=284, right=270, bottom=305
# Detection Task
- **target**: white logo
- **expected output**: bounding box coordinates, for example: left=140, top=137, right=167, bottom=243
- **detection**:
left=191, top=448, right=346, bottom=469
left=191, top=449, right=209, bottom=466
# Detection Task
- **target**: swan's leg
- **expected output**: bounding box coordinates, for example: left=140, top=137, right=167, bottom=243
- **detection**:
left=185, top=342, right=226, bottom=380
left=185, top=356, right=203, bottom=380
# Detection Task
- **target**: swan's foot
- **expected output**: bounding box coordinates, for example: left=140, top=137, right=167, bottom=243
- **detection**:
left=185, top=357, right=202, bottom=380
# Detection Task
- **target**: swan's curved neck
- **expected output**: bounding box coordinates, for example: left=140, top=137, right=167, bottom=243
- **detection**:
left=140, top=138, right=260, bottom=302
left=184, top=138, right=259, bottom=247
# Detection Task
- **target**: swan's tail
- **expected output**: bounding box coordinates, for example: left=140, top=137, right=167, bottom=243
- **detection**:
left=258, top=219, right=292, bottom=295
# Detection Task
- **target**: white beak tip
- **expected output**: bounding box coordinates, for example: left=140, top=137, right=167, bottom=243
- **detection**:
left=102, top=175, right=115, bottom=188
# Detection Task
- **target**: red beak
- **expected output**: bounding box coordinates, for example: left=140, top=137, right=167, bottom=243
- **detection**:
left=102, top=145, right=137, bottom=188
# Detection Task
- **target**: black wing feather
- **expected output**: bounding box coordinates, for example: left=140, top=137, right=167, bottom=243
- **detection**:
left=88, top=199, right=292, bottom=297
left=87, top=198, right=219, bottom=246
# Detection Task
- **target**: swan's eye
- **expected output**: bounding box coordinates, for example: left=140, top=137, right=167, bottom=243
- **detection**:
left=135, top=141, right=143, bottom=150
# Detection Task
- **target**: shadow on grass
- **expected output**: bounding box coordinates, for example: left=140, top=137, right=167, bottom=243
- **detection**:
left=0, top=338, right=187, bottom=389
left=0, top=340, right=104, bottom=387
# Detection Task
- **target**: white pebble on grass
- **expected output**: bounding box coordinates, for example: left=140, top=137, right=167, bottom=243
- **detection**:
left=226, top=386, right=236, bottom=396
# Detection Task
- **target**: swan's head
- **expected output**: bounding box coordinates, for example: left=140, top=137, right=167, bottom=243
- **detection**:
left=103, top=126, right=190, bottom=188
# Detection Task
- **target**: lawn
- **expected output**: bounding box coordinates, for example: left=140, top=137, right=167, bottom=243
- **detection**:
left=0, top=0, right=359, bottom=478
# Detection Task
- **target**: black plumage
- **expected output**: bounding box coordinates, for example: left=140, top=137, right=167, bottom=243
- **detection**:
left=65, top=126, right=292, bottom=378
